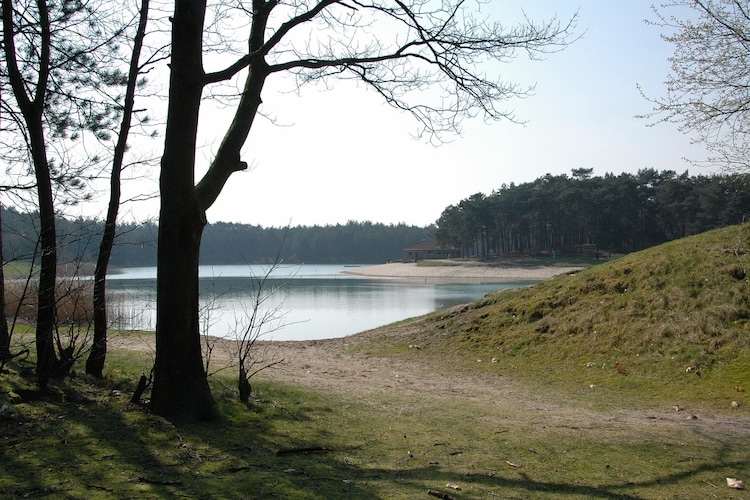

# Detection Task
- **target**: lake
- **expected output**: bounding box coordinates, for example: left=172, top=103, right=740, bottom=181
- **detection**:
left=106, top=264, right=533, bottom=341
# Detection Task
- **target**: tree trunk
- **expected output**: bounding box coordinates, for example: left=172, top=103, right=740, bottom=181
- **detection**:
left=86, top=233, right=111, bottom=378
left=151, top=201, right=219, bottom=420
left=238, top=365, right=252, bottom=404
left=0, top=201, right=10, bottom=363
left=151, top=0, right=271, bottom=420
left=34, top=128, right=59, bottom=388
left=2, top=0, right=59, bottom=389
left=86, top=0, right=150, bottom=378
left=150, top=0, right=218, bottom=421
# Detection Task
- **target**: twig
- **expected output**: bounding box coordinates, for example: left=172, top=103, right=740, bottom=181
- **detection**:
left=138, top=477, right=182, bottom=486
left=275, top=446, right=331, bottom=456
left=86, top=484, right=113, bottom=492
left=427, top=489, right=456, bottom=500
left=227, top=464, right=263, bottom=473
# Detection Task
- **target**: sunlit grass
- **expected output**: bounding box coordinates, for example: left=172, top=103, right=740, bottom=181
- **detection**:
left=357, top=223, right=750, bottom=412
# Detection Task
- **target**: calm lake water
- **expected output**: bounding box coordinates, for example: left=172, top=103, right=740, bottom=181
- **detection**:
left=107, top=264, right=533, bottom=341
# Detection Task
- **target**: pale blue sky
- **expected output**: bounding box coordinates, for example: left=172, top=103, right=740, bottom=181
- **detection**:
left=115, top=1, right=710, bottom=228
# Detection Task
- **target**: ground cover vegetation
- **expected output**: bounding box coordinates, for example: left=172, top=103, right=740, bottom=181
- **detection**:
left=435, top=168, right=750, bottom=259
left=0, top=223, right=748, bottom=498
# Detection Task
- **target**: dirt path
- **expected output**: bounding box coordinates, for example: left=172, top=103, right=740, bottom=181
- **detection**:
left=112, top=328, right=750, bottom=438
left=248, top=333, right=750, bottom=438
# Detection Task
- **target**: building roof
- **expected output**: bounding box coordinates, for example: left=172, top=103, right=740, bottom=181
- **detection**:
left=403, top=240, right=445, bottom=251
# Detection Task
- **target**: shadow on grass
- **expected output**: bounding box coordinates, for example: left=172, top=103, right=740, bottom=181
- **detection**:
left=1, top=373, right=748, bottom=499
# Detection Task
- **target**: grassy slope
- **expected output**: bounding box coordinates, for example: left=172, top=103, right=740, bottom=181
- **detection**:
left=1, top=224, right=749, bottom=499
left=358, top=223, right=750, bottom=410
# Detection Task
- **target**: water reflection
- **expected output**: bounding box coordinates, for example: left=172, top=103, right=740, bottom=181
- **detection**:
left=107, top=265, right=532, bottom=341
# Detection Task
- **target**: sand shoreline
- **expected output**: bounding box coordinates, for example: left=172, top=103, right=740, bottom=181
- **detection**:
left=344, top=261, right=583, bottom=282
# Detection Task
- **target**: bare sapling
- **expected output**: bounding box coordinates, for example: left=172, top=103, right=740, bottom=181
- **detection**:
left=201, top=281, right=229, bottom=376
left=52, top=259, right=96, bottom=377
left=231, top=270, right=289, bottom=403
left=201, top=234, right=294, bottom=403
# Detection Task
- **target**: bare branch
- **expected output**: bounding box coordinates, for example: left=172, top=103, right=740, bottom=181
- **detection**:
left=642, top=0, right=750, bottom=171
left=260, top=1, right=578, bottom=140
left=204, top=54, right=253, bottom=84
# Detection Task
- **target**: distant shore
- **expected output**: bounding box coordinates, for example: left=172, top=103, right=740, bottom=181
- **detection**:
left=344, top=260, right=583, bottom=282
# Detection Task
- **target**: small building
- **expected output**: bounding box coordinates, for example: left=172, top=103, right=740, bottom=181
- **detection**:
left=403, top=240, right=457, bottom=262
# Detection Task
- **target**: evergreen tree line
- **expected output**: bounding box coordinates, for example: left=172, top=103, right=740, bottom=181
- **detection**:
left=1, top=210, right=431, bottom=268
left=434, top=169, right=750, bottom=258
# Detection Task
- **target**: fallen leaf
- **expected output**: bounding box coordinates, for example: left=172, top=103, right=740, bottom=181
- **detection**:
left=727, top=477, right=745, bottom=489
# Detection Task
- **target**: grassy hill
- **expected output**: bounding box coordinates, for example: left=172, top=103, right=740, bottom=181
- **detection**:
left=353, top=222, right=750, bottom=410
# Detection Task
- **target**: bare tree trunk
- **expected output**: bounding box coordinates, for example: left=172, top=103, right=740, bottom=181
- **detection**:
left=152, top=201, right=218, bottom=420
left=149, top=0, right=272, bottom=420
left=2, top=0, right=59, bottom=389
left=0, top=202, right=10, bottom=363
left=33, top=127, right=59, bottom=388
left=238, top=366, right=252, bottom=403
left=150, top=0, right=218, bottom=421
left=86, top=0, right=150, bottom=378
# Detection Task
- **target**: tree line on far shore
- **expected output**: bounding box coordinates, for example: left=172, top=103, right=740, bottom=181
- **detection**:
left=6, top=168, right=750, bottom=271
left=5, top=168, right=750, bottom=272
left=1, top=209, right=432, bottom=269
left=434, top=168, right=750, bottom=258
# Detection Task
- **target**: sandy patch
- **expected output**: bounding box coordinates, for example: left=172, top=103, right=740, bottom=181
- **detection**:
left=344, top=261, right=583, bottom=281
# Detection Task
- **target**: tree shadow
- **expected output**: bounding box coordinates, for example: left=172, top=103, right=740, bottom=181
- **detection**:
left=2, top=375, right=748, bottom=499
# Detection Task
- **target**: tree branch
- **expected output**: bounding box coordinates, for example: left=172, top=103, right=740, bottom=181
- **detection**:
left=261, top=0, right=341, bottom=57
left=204, top=55, right=253, bottom=84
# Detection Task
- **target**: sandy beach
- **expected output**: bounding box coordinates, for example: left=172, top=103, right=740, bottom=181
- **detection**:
left=344, top=260, right=583, bottom=281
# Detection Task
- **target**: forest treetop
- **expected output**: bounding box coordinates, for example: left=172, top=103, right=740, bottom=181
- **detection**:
left=434, top=168, right=750, bottom=258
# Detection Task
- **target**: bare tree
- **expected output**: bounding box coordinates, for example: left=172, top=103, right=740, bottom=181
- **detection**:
left=199, top=263, right=289, bottom=403
left=641, top=0, right=750, bottom=171
left=230, top=260, right=290, bottom=404
left=152, top=0, right=578, bottom=420
left=199, top=229, right=293, bottom=401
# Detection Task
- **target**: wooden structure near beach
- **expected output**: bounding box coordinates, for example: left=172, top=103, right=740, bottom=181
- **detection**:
left=403, top=240, right=459, bottom=262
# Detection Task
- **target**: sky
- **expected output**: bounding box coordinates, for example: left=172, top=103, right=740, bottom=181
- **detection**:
left=105, top=0, right=711, bottom=229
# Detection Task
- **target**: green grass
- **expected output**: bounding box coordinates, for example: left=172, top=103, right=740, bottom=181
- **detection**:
left=360, top=224, right=750, bottom=411
left=2, top=260, right=35, bottom=280
left=1, top=224, right=750, bottom=498
left=2, top=366, right=747, bottom=499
